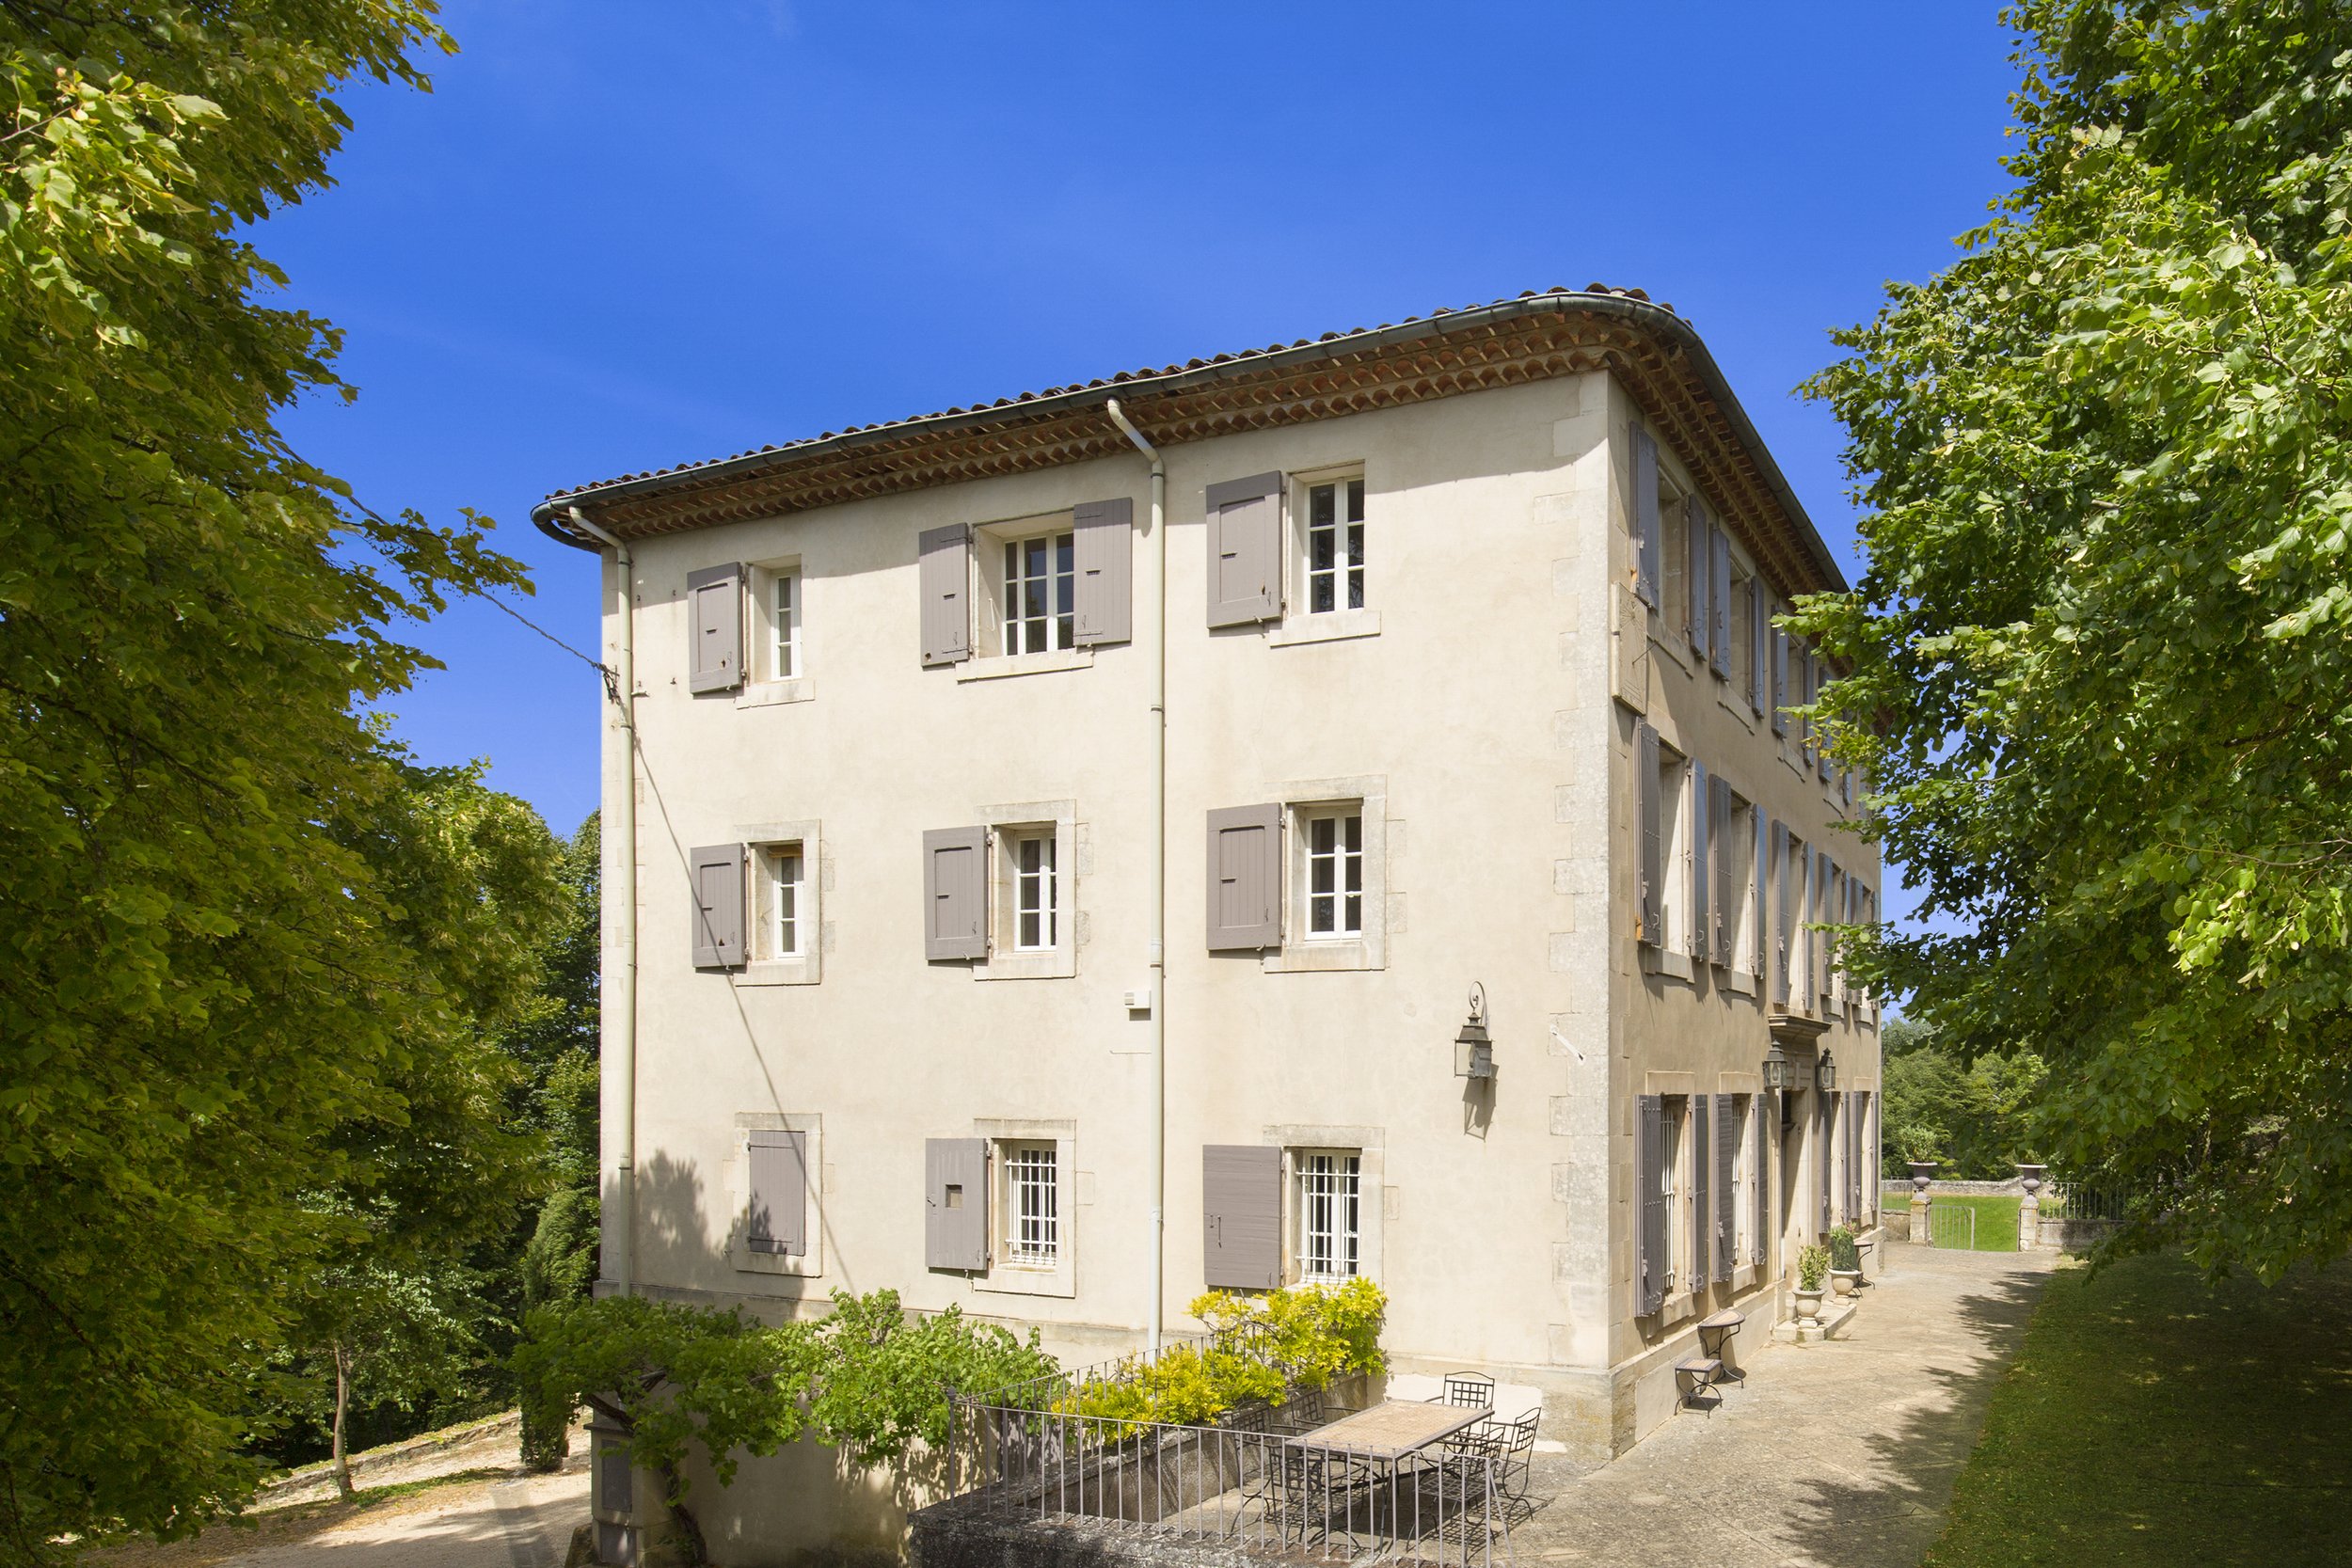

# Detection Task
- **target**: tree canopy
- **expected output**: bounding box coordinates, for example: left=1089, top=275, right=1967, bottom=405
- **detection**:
left=1802, top=0, right=2352, bottom=1278
left=0, top=4, right=554, bottom=1555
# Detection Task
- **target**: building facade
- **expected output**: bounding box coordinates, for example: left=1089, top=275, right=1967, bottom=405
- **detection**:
left=536, top=289, right=1882, bottom=1560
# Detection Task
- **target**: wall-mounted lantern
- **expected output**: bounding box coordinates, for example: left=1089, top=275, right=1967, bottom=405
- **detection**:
left=1761, top=1045, right=1790, bottom=1092
left=1454, top=983, right=1495, bottom=1081
left=1817, top=1050, right=1838, bottom=1093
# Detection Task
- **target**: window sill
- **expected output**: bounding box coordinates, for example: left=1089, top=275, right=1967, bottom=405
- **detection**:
left=975, top=948, right=1075, bottom=981
left=738, top=957, right=820, bottom=988
left=1640, top=946, right=1696, bottom=983
left=1717, top=693, right=1758, bottom=731
left=1268, top=609, right=1381, bottom=647
left=1265, top=938, right=1381, bottom=974
left=730, top=1245, right=822, bottom=1279
left=736, top=677, right=815, bottom=709
left=1719, top=965, right=1756, bottom=997
left=977, top=1263, right=1074, bottom=1299
left=957, top=647, right=1094, bottom=683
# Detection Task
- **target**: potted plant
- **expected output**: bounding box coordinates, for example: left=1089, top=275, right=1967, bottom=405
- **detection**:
left=1793, top=1243, right=1830, bottom=1323
left=1826, top=1226, right=1864, bottom=1296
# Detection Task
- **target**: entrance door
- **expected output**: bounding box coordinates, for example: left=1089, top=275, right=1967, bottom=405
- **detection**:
left=1778, top=1089, right=1807, bottom=1269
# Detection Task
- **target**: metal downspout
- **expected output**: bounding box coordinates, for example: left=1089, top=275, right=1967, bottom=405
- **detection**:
left=1104, top=400, right=1167, bottom=1352
left=569, top=506, right=638, bottom=1300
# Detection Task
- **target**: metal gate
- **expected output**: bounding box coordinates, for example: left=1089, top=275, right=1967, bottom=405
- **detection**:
left=1928, top=1203, right=1977, bottom=1250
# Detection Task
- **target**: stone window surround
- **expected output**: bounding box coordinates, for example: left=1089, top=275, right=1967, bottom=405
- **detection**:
left=734, top=818, right=825, bottom=987
left=974, top=1117, right=1077, bottom=1299
left=972, top=800, right=1080, bottom=981
left=725, top=1111, right=825, bottom=1281
left=1266, top=1123, right=1388, bottom=1288
left=1266, top=774, right=1389, bottom=974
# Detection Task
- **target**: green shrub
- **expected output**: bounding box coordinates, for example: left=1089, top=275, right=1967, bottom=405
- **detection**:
left=1797, top=1244, right=1831, bottom=1291
left=1827, top=1226, right=1861, bottom=1273
left=1056, top=1279, right=1389, bottom=1430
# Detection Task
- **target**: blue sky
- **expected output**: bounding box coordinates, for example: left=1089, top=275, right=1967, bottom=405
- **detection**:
left=266, top=1, right=2021, bottom=927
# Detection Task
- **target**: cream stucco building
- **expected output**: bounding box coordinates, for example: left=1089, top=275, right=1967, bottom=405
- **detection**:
left=535, top=288, right=1883, bottom=1560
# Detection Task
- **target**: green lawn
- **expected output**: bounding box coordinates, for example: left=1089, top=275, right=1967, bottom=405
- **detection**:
left=1925, top=1249, right=2352, bottom=1568
left=1925, top=1194, right=2024, bottom=1251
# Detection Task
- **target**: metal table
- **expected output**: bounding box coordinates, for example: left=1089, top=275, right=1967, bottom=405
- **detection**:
left=1279, top=1400, right=1496, bottom=1553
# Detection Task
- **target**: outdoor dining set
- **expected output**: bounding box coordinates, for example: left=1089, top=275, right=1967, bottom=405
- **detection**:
left=1218, top=1370, right=1539, bottom=1554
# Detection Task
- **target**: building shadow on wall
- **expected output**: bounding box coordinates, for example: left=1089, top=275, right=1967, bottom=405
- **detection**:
left=1772, top=1265, right=2048, bottom=1568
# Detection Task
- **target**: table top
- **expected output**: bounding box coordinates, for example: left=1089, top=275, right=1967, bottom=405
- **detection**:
left=1286, top=1399, right=1493, bottom=1462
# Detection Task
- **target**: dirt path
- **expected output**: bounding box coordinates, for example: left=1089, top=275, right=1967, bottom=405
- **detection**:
left=95, top=1431, right=589, bottom=1568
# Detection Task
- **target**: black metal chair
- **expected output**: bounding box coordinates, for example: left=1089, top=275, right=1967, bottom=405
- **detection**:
left=1491, top=1410, right=1539, bottom=1501
left=1440, top=1370, right=1495, bottom=1409
left=1268, top=1383, right=1327, bottom=1436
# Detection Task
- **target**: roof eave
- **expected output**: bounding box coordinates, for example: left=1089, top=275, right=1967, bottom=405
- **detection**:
left=531, top=292, right=1846, bottom=595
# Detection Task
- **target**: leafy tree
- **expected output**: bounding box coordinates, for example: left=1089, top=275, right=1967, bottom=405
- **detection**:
left=516, top=1291, right=1055, bottom=1565
left=1801, top=0, right=2352, bottom=1278
left=0, top=4, right=550, bottom=1555
left=1880, top=1017, right=2049, bottom=1179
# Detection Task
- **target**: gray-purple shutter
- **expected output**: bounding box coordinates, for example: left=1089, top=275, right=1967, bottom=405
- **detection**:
left=1750, top=1094, right=1768, bottom=1263
left=1710, top=774, right=1736, bottom=968
left=1710, top=522, right=1732, bottom=678
left=1636, top=1094, right=1665, bottom=1315
left=1749, top=578, right=1769, bottom=716
left=1072, top=497, right=1133, bottom=646
left=1772, top=825, right=1793, bottom=1003
left=1818, top=849, right=1836, bottom=1002
left=1205, top=472, right=1282, bottom=627
left=1690, top=1095, right=1710, bottom=1294
left=1685, top=499, right=1709, bottom=659
left=1771, top=626, right=1788, bottom=736
left=922, top=827, right=988, bottom=960
left=1201, top=1145, right=1281, bottom=1290
left=746, top=1130, right=807, bottom=1257
left=1689, top=760, right=1710, bottom=960
left=1817, top=661, right=1835, bottom=783
left=1867, top=1092, right=1882, bottom=1218
left=925, top=1137, right=988, bottom=1271
left=918, top=524, right=973, bottom=666
left=686, top=562, right=745, bottom=693
left=1632, top=427, right=1661, bottom=610
left=1818, top=1095, right=1834, bottom=1233
left=1637, top=722, right=1661, bottom=948
left=1752, top=808, right=1770, bottom=977
left=690, top=843, right=745, bottom=970
left=1714, top=1095, right=1737, bottom=1283
left=1847, top=1093, right=1866, bottom=1222
left=1206, top=804, right=1281, bottom=950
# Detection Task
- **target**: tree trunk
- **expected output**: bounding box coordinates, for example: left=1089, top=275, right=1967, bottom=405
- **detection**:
left=656, top=1459, right=707, bottom=1567
left=331, top=1340, right=356, bottom=1500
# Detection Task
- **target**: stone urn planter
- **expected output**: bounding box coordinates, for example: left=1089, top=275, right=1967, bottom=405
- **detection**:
left=2016, top=1163, right=2047, bottom=1198
left=1908, top=1161, right=1939, bottom=1196
left=1829, top=1269, right=1864, bottom=1298
left=1793, top=1288, right=1827, bottom=1323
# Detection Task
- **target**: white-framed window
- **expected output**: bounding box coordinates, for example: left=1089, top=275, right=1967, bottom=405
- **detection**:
left=1294, top=1149, right=1361, bottom=1282
left=1659, top=744, right=1692, bottom=957
left=1009, top=830, right=1057, bottom=952
left=740, top=821, right=821, bottom=986
left=1000, top=1141, right=1059, bottom=1267
left=1727, top=559, right=1752, bottom=699
left=1728, top=791, right=1759, bottom=977
left=1731, top=1094, right=1756, bottom=1266
left=771, top=568, right=802, bottom=679
left=1304, top=477, right=1365, bottom=614
left=1001, top=531, right=1075, bottom=656
left=1659, top=1097, right=1687, bottom=1294
left=1302, top=808, right=1364, bottom=940
left=763, top=842, right=804, bottom=958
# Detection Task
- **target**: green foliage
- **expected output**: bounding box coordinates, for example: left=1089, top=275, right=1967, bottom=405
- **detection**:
left=0, top=4, right=560, bottom=1554
left=1055, top=1281, right=1390, bottom=1432
left=1797, top=1244, right=1830, bottom=1292
left=1797, top=0, right=2352, bottom=1280
left=1881, top=1020, right=2049, bottom=1179
left=514, top=1289, right=1056, bottom=1514
left=1827, top=1227, right=1862, bottom=1274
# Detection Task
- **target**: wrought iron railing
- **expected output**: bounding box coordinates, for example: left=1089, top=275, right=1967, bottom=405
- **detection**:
left=941, top=1334, right=1513, bottom=1565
